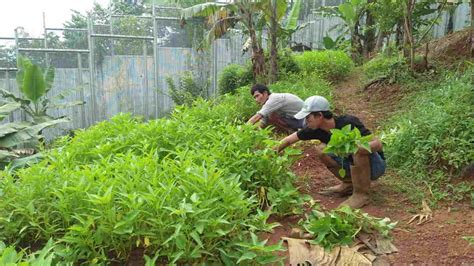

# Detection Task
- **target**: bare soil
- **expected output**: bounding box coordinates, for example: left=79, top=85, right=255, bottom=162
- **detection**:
left=267, top=68, right=474, bottom=264
left=423, top=29, right=472, bottom=64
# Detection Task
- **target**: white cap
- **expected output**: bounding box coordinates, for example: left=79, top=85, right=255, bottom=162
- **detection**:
left=294, top=96, right=330, bottom=120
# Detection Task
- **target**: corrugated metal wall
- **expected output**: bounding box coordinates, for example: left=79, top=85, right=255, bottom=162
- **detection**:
left=292, top=2, right=471, bottom=49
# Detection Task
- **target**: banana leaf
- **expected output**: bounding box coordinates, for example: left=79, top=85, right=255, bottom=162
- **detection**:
left=181, top=2, right=229, bottom=20
left=0, top=149, right=18, bottom=161
left=285, top=0, right=302, bottom=30
left=0, top=102, right=20, bottom=121
left=44, top=67, right=55, bottom=94
left=15, top=56, right=33, bottom=91
left=0, top=118, right=70, bottom=148
left=22, top=64, right=46, bottom=103
left=7, top=153, right=44, bottom=173
left=0, top=88, right=31, bottom=106
left=259, top=0, right=288, bottom=22
left=0, top=122, right=30, bottom=138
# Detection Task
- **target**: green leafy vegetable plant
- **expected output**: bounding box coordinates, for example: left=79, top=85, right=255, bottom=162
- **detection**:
left=303, top=206, right=397, bottom=250
left=323, top=125, right=372, bottom=177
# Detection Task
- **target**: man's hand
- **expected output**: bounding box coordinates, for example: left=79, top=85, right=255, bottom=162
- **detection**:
left=247, top=113, right=263, bottom=125
left=356, top=138, right=383, bottom=155
left=275, top=132, right=300, bottom=154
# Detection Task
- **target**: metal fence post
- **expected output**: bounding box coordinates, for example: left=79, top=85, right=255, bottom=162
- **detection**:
left=43, top=12, right=49, bottom=67
left=143, top=41, right=149, bottom=118
left=5, top=71, right=14, bottom=122
left=152, top=4, right=159, bottom=118
left=87, top=17, right=97, bottom=124
left=14, top=28, right=27, bottom=122
left=77, top=53, right=86, bottom=128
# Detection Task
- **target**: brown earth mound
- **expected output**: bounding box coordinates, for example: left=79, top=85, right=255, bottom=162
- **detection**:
left=424, top=29, right=472, bottom=62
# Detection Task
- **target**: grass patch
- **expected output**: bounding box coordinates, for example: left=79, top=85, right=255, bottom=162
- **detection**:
left=381, top=65, right=473, bottom=206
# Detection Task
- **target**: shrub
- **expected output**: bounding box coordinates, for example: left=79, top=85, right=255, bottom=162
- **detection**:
left=218, top=64, right=253, bottom=95
left=166, top=71, right=208, bottom=106
left=269, top=74, right=333, bottom=102
left=276, top=49, right=301, bottom=76
left=362, top=55, right=408, bottom=84
left=294, top=50, right=354, bottom=81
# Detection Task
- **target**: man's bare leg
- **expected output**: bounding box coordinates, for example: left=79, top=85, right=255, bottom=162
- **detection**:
left=315, top=144, right=353, bottom=195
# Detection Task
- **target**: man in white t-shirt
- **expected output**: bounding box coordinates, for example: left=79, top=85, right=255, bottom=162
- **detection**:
left=247, top=84, right=304, bottom=133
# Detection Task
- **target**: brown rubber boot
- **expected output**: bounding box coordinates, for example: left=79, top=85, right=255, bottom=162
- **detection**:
left=339, top=160, right=371, bottom=209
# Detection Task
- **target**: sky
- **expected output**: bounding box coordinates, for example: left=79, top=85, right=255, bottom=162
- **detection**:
left=0, top=0, right=110, bottom=38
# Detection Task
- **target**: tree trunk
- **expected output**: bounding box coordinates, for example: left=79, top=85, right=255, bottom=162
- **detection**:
left=471, top=0, right=474, bottom=57
left=242, top=6, right=266, bottom=82
left=363, top=0, right=376, bottom=58
left=403, top=0, right=416, bottom=70
left=269, top=0, right=279, bottom=84
left=351, top=19, right=364, bottom=64
left=374, top=31, right=385, bottom=53
left=395, top=20, right=404, bottom=48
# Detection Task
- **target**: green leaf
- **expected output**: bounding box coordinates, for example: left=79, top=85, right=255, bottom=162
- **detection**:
left=6, top=153, right=43, bottom=173
left=285, top=0, right=301, bottom=30
left=0, top=102, right=20, bottom=121
left=0, top=118, right=69, bottom=148
left=22, top=64, right=46, bottom=103
left=0, top=150, right=18, bottom=161
left=338, top=168, right=346, bottom=178
left=0, top=122, right=30, bottom=138
left=237, top=252, right=256, bottom=263
left=190, top=231, right=203, bottom=247
left=43, top=67, right=55, bottom=93
left=338, top=3, right=356, bottom=24
left=195, top=223, right=204, bottom=234
left=323, top=36, right=336, bottom=49
left=181, top=2, right=229, bottom=20
left=16, top=56, right=32, bottom=90
left=0, top=89, right=31, bottom=106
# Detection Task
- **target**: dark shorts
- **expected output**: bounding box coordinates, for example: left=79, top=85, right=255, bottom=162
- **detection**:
left=329, top=152, right=386, bottom=180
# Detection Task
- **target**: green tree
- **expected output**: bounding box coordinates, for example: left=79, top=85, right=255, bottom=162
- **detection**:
left=179, top=1, right=267, bottom=81
left=319, top=0, right=369, bottom=62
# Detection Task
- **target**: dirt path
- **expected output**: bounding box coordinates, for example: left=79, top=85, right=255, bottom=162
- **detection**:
left=268, top=71, right=474, bottom=264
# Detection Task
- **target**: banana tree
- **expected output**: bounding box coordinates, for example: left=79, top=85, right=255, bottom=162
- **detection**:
left=318, top=0, right=368, bottom=61
left=259, top=0, right=302, bottom=83
left=180, top=0, right=303, bottom=83
left=1, top=57, right=84, bottom=124
left=0, top=57, right=83, bottom=170
left=180, top=1, right=267, bottom=81
left=0, top=101, right=69, bottom=170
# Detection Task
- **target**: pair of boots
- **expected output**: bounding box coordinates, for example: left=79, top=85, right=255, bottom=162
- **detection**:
left=321, top=160, right=371, bottom=209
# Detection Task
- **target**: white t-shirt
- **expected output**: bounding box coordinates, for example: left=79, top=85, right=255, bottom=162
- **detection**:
left=257, top=93, right=304, bottom=121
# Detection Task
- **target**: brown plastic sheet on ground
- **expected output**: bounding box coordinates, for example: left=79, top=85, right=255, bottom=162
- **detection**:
left=282, top=234, right=397, bottom=265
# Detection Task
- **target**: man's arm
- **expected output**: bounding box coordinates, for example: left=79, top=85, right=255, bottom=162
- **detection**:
left=276, top=132, right=300, bottom=153
left=358, top=137, right=383, bottom=155
left=247, top=113, right=263, bottom=125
